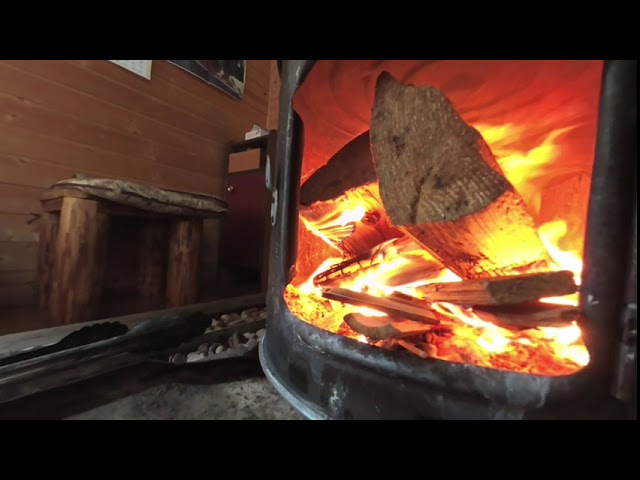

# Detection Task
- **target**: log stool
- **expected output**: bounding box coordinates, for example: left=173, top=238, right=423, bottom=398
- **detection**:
left=38, top=179, right=226, bottom=326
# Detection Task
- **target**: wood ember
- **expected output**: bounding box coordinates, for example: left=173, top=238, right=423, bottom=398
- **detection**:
left=312, top=236, right=443, bottom=288
left=299, top=184, right=403, bottom=257
left=322, top=287, right=440, bottom=325
left=343, top=313, right=434, bottom=340
left=418, top=270, right=577, bottom=306
left=370, top=72, right=554, bottom=279
left=472, top=303, right=581, bottom=329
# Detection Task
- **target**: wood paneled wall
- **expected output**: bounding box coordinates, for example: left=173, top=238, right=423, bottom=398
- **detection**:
left=266, top=61, right=281, bottom=131
left=0, top=60, right=274, bottom=308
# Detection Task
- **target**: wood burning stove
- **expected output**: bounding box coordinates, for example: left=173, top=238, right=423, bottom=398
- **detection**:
left=259, top=60, right=637, bottom=420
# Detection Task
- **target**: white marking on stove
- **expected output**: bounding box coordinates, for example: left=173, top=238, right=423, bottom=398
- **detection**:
left=587, top=294, right=600, bottom=306
left=328, top=380, right=346, bottom=415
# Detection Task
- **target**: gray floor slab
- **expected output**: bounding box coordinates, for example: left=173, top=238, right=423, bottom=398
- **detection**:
left=66, top=377, right=305, bottom=420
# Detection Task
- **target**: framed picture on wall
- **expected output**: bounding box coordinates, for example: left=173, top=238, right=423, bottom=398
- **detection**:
left=168, top=60, right=246, bottom=101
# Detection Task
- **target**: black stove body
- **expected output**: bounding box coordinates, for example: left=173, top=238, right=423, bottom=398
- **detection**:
left=259, top=60, right=637, bottom=420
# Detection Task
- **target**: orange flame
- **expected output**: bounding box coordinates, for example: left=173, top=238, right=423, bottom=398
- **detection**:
left=286, top=121, right=591, bottom=376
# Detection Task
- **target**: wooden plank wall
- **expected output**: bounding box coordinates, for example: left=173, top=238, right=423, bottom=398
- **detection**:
left=0, top=60, right=274, bottom=308
left=266, top=60, right=281, bottom=131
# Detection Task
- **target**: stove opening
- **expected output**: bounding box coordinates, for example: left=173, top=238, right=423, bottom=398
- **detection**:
left=284, top=60, right=603, bottom=377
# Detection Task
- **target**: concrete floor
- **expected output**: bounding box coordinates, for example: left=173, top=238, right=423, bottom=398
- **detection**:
left=66, top=377, right=305, bottom=420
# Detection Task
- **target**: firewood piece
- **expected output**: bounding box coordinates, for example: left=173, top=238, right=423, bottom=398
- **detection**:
left=137, top=221, right=166, bottom=309
left=322, top=288, right=440, bottom=324
left=49, top=198, right=109, bottom=326
left=344, top=313, right=433, bottom=340
left=37, top=213, right=59, bottom=309
left=370, top=72, right=554, bottom=279
left=300, top=131, right=376, bottom=206
left=418, top=270, right=576, bottom=306
left=166, top=218, right=202, bottom=307
left=389, top=291, right=433, bottom=307
left=396, top=340, right=429, bottom=358
left=299, top=183, right=403, bottom=257
left=473, top=303, right=580, bottom=329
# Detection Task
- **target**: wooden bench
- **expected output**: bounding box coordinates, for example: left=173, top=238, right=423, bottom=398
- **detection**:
left=38, top=186, right=225, bottom=327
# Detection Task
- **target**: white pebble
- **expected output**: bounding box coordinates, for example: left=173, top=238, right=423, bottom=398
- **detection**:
left=186, top=352, right=206, bottom=363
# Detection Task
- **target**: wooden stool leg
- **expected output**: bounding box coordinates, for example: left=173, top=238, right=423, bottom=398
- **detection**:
left=49, top=197, right=109, bottom=326
left=37, top=213, right=59, bottom=309
left=166, top=218, right=202, bottom=307
left=138, top=221, right=166, bottom=310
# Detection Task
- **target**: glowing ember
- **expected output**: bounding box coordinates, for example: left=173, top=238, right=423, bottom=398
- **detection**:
left=286, top=121, right=591, bottom=377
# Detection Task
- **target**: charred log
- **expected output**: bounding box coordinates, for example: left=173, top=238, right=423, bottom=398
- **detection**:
left=343, top=313, right=433, bottom=340
left=300, top=131, right=377, bottom=206
left=472, top=302, right=580, bottom=329
left=418, top=270, right=577, bottom=306
left=322, top=287, right=440, bottom=324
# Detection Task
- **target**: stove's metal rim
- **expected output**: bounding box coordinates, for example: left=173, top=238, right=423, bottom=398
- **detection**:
left=259, top=336, right=330, bottom=420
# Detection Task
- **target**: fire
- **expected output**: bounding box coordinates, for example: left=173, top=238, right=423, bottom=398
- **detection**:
left=477, top=124, right=575, bottom=216
left=286, top=121, right=591, bottom=377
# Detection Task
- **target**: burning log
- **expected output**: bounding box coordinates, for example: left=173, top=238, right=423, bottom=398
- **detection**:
left=300, top=131, right=376, bottom=206
left=370, top=72, right=555, bottom=279
left=322, top=287, right=440, bottom=324
left=472, top=303, right=580, bottom=329
left=299, top=184, right=403, bottom=257
left=418, top=270, right=577, bottom=306
left=312, top=236, right=443, bottom=287
left=343, top=313, right=433, bottom=340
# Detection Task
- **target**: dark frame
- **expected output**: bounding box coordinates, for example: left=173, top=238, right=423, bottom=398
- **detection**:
left=167, top=60, right=246, bottom=101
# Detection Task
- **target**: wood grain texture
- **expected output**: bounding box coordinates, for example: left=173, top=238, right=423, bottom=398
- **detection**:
left=0, top=243, right=37, bottom=271
left=0, top=60, right=272, bottom=309
left=0, top=271, right=36, bottom=308
left=166, top=218, right=203, bottom=307
left=266, top=60, right=281, bottom=131
left=0, top=184, right=44, bottom=215
left=344, top=312, right=433, bottom=340
left=137, top=221, right=167, bottom=308
left=472, top=303, right=580, bottom=329
left=0, top=214, right=39, bottom=242
left=370, top=73, right=554, bottom=279
left=37, top=214, right=58, bottom=309
left=417, top=270, right=577, bottom=306
left=49, top=198, right=109, bottom=325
